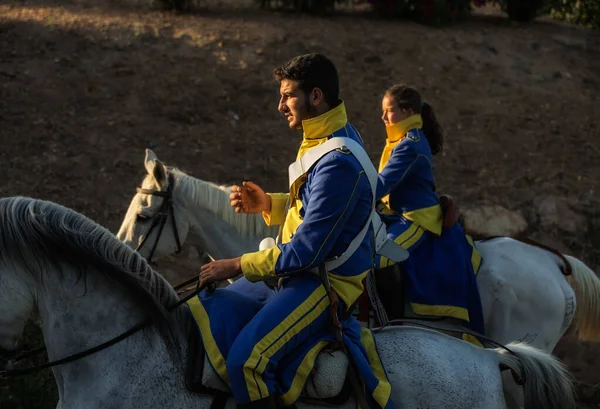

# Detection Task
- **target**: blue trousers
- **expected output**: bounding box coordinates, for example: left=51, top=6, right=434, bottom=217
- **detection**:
left=376, top=213, right=485, bottom=341
left=225, top=276, right=275, bottom=304
left=190, top=276, right=396, bottom=408
left=226, top=273, right=334, bottom=404
left=198, top=277, right=275, bottom=306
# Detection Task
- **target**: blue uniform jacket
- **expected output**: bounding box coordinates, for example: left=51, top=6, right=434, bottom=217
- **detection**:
left=377, top=114, right=443, bottom=235
left=241, top=101, right=374, bottom=310
left=192, top=102, right=397, bottom=409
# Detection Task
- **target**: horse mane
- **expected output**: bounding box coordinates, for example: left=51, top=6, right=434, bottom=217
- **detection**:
left=0, top=196, right=181, bottom=347
left=168, top=168, right=277, bottom=239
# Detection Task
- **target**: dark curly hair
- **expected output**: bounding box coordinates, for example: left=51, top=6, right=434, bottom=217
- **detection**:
left=385, top=84, right=444, bottom=155
left=273, top=53, right=340, bottom=107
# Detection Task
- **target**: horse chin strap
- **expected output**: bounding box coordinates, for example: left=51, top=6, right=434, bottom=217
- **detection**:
left=135, top=172, right=183, bottom=264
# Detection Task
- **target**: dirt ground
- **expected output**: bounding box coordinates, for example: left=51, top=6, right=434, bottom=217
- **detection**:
left=1, top=0, right=599, bottom=407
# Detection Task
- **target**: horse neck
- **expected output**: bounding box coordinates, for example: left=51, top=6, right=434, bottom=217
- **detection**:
left=35, top=263, right=191, bottom=407
left=173, top=173, right=277, bottom=259
left=188, top=213, right=261, bottom=260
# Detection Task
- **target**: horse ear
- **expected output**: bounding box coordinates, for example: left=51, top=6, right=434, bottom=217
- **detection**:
left=144, top=149, right=167, bottom=188
left=144, top=149, right=157, bottom=175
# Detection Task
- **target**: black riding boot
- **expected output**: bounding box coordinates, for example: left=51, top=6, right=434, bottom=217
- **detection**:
left=236, top=396, right=277, bottom=409
left=374, top=264, right=405, bottom=320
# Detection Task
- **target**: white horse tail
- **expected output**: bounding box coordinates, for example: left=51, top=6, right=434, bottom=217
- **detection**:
left=495, top=342, right=575, bottom=409
left=564, top=254, right=600, bottom=341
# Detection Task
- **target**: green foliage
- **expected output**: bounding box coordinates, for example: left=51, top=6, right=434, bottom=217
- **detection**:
left=547, top=0, right=600, bottom=28
left=493, top=0, right=598, bottom=26
left=0, top=322, right=58, bottom=409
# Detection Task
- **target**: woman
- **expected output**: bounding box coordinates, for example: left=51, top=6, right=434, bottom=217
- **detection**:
left=375, top=84, right=484, bottom=345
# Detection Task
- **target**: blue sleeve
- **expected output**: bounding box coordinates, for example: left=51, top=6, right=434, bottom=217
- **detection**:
left=376, top=141, right=419, bottom=200
left=274, top=154, right=368, bottom=274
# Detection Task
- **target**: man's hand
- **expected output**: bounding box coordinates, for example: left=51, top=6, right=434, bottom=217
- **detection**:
left=199, top=257, right=242, bottom=287
left=229, top=181, right=271, bottom=214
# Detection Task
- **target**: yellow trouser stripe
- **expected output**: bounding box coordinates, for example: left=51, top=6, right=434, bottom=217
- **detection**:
left=187, top=296, right=229, bottom=384
left=360, top=328, right=392, bottom=408
left=462, top=333, right=484, bottom=347
left=279, top=340, right=330, bottom=406
left=410, top=302, right=470, bottom=322
left=465, top=234, right=482, bottom=275
left=244, top=285, right=330, bottom=401
left=379, top=223, right=425, bottom=268
left=397, top=224, right=425, bottom=250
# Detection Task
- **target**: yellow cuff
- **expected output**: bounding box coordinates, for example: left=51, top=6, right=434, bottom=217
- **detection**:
left=262, top=193, right=289, bottom=226
left=403, top=204, right=443, bottom=236
left=240, top=246, right=282, bottom=282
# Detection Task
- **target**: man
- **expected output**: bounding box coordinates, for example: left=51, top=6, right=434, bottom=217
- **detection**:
left=199, top=53, right=394, bottom=409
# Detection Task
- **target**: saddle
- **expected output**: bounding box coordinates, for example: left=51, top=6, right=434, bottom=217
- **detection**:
left=439, top=194, right=459, bottom=228
left=377, top=194, right=458, bottom=228
left=181, top=305, right=353, bottom=407
left=368, top=253, right=472, bottom=328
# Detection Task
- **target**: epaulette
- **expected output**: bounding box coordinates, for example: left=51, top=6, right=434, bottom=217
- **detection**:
left=406, top=131, right=420, bottom=143
left=335, top=146, right=352, bottom=154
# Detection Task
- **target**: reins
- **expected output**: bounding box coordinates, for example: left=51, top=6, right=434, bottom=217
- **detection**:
left=0, top=275, right=211, bottom=380
left=135, top=172, right=183, bottom=265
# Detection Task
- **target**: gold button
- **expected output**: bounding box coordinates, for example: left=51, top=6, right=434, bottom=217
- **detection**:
left=289, top=233, right=294, bottom=239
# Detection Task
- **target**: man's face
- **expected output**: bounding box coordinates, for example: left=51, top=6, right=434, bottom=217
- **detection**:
left=278, top=79, right=312, bottom=130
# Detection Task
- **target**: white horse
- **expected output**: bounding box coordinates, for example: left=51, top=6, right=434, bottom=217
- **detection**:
left=0, top=196, right=576, bottom=409
left=117, top=150, right=600, bottom=352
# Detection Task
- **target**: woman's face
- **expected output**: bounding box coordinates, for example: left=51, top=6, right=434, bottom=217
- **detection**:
left=381, top=94, right=413, bottom=127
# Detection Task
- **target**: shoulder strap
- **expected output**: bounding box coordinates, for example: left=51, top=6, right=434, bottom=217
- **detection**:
left=289, top=137, right=378, bottom=197
left=288, top=137, right=351, bottom=189
left=288, top=137, right=408, bottom=273
left=278, top=139, right=349, bottom=246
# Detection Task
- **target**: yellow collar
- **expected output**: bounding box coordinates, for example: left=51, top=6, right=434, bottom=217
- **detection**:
left=301, top=101, right=348, bottom=140
left=296, top=101, right=348, bottom=160
left=385, top=114, right=423, bottom=142
left=378, top=114, right=423, bottom=172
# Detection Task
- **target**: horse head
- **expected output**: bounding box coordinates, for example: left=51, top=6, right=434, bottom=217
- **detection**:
left=117, top=149, right=191, bottom=263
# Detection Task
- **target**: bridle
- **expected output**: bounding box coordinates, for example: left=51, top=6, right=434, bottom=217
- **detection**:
left=135, top=172, right=183, bottom=264
left=0, top=276, right=213, bottom=381
left=0, top=172, right=212, bottom=381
